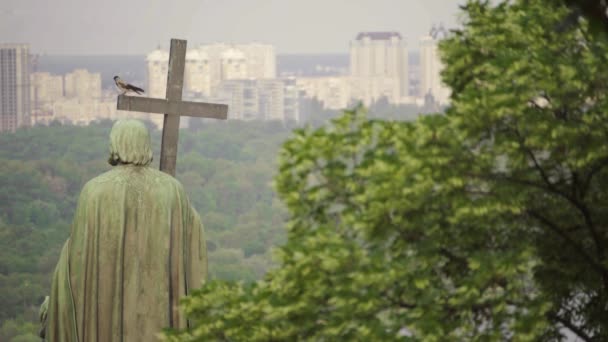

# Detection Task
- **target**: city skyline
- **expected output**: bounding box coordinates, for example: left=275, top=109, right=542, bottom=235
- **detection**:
left=19, top=31, right=445, bottom=130
left=0, top=0, right=464, bottom=55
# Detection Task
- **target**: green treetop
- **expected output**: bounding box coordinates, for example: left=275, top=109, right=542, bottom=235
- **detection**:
left=165, top=0, right=608, bottom=340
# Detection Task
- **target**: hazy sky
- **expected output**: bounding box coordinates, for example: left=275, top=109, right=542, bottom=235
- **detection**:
left=1, top=0, right=465, bottom=55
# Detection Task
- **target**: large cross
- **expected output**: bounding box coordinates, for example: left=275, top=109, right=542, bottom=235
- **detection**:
left=116, top=38, right=228, bottom=176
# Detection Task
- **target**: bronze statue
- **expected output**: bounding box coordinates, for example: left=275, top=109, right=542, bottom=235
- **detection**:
left=40, top=119, right=207, bottom=341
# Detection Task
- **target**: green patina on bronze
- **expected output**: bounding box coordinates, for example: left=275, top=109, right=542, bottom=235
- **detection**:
left=43, top=119, right=207, bottom=342
left=108, top=119, right=154, bottom=166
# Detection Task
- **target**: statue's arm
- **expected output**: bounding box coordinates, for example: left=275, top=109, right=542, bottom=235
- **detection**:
left=38, top=295, right=49, bottom=338
left=190, top=209, right=207, bottom=287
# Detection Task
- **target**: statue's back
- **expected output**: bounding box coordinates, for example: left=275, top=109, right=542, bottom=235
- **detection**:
left=45, top=165, right=206, bottom=342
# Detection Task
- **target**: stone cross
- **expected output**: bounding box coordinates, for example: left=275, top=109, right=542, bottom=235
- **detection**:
left=117, top=38, right=228, bottom=176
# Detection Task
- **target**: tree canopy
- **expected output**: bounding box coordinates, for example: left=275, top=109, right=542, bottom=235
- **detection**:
left=166, top=0, right=608, bottom=340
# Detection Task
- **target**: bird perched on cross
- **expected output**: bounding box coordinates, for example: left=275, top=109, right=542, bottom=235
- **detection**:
left=113, top=76, right=144, bottom=95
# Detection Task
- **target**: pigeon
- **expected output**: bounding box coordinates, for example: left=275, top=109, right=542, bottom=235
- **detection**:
left=113, top=76, right=144, bottom=95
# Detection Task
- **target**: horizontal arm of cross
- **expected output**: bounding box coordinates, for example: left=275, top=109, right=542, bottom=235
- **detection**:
left=117, top=95, right=228, bottom=119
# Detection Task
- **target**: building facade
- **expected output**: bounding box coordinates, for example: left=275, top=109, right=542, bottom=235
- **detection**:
left=296, top=77, right=352, bottom=110
left=147, top=43, right=276, bottom=101
left=185, top=49, right=211, bottom=96
left=216, top=78, right=297, bottom=121
left=0, top=44, right=30, bottom=132
left=51, top=98, right=137, bottom=126
left=146, top=48, right=170, bottom=99
left=350, top=32, right=409, bottom=101
left=64, top=69, right=102, bottom=100
left=419, top=33, right=450, bottom=105
left=282, top=77, right=299, bottom=122
left=220, top=48, right=248, bottom=81
left=31, top=72, right=63, bottom=104
left=30, top=72, right=64, bottom=125
left=237, top=43, right=276, bottom=79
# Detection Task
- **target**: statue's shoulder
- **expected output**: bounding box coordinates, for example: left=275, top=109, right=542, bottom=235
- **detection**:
left=82, top=167, right=185, bottom=196
left=146, top=168, right=186, bottom=192
left=85, top=168, right=126, bottom=187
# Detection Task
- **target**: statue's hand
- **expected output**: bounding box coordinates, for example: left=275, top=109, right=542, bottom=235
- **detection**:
left=38, top=296, right=49, bottom=339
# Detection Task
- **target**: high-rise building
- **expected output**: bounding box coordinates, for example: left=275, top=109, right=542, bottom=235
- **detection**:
left=31, top=72, right=63, bottom=104
left=146, top=48, right=170, bottom=99
left=237, top=43, right=276, bottom=79
left=148, top=43, right=277, bottom=98
left=196, top=43, right=231, bottom=94
left=30, top=72, right=64, bottom=124
left=0, top=43, right=31, bottom=132
left=349, top=76, right=397, bottom=106
left=52, top=99, right=119, bottom=126
left=419, top=26, right=450, bottom=105
left=216, top=78, right=295, bottom=121
left=64, top=69, right=102, bottom=100
left=282, top=77, right=299, bottom=122
left=350, top=32, right=409, bottom=101
left=257, top=79, right=285, bottom=121
left=145, top=48, right=170, bottom=128
left=220, top=48, right=248, bottom=81
left=297, top=77, right=352, bottom=110
left=146, top=43, right=278, bottom=122
left=216, top=79, right=257, bottom=120
left=185, top=49, right=211, bottom=96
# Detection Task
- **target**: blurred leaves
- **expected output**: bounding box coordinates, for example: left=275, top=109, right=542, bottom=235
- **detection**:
left=167, top=0, right=608, bottom=340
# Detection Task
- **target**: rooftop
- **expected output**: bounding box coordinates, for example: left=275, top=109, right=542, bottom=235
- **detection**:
left=355, top=32, right=402, bottom=41
left=146, top=48, right=169, bottom=62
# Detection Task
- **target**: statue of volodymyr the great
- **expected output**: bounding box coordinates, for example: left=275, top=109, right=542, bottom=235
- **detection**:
left=40, top=119, right=207, bottom=341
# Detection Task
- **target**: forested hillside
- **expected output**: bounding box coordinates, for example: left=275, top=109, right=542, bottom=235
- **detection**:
left=0, top=119, right=292, bottom=341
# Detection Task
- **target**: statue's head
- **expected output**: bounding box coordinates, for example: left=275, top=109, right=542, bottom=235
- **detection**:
left=108, top=119, right=153, bottom=166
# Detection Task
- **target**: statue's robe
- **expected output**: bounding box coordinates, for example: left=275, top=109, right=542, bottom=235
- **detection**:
left=46, top=165, right=207, bottom=342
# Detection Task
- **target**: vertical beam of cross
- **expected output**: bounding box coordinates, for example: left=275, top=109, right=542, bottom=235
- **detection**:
left=161, top=39, right=187, bottom=176
left=116, top=38, right=228, bottom=177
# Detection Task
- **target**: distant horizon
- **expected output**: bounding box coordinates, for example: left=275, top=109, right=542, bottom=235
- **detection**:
left=30, top=50, right=421, bottom=57
left=1, top=0, right=463, bottom=55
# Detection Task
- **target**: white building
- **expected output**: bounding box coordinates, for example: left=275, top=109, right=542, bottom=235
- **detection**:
left=237, top=43, right=276, bottom=79
left=30, top=72, right=64, bottom=125
left=297, top=77, right=352, bottom=110
left=146, top=48, right=170, bottom=99
left=146, top=43, right=279, bottom=122
left=221, top=48, right=248, bottom=81
left=64, top=69, right=102, bottom=100
left=216, top=78, right=297, bottom=121
left=148, top=43, right=277, bottom=100
left=50, top=97, right=144, bottom=126
left=297, top=75, right=402, bottom=110
left=257, top=79, right=285, bottom=121
left=419, top=34, right=450, bottom=105
left=216, top=79, right=257, bottom=120
left=196, top=43, right=231, bottom=94
left=350, top=32, right=409, bottom=101
left=202, top=43, right=275, bottom=94
left=349, top=76, right=398, bottom=106
left=185, top=49, right=211, bottom=96
left=145, top=48, right=171, bottom=128
left=31, top=72, right=63, bottom=105
left=282, top=77, right=299, bottom=122
left=0, top=44, right=30, bottom=132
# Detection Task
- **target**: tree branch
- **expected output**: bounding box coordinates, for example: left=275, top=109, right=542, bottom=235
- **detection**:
left=527, top=209, right=608, bottom=278
left=510, top=126, right=605, bottom=279
left=547, top=311, right=592, bottom=342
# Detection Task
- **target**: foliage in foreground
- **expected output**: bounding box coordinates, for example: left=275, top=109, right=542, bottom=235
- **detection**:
left=166, top=0, right=608, bottom=340
left=167, top=108, right=549, bottom=341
